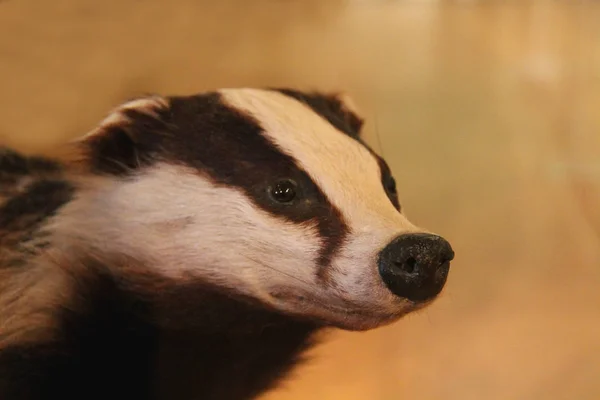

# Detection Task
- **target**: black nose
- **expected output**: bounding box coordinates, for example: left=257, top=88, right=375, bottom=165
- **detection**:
left=378, top=233, right=454, bottom=302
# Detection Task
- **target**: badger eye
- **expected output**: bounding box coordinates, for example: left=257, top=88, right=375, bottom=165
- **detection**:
left=270, top=179, right=297, bottom=203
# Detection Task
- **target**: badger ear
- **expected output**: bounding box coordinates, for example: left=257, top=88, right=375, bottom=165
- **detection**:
left=74, top=96, right=170, bottom=176
left=328, top=91, right=364, bottom=136
left=272, top=88, right=365, bottom=138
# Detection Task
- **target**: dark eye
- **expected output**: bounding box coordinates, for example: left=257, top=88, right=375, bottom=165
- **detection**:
left=386, top=176, right=397, bottom=195
left=270, top=179, right=298, bottom=203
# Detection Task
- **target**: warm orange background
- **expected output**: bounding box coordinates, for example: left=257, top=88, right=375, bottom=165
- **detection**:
left=1, top=1, right=599, bottom=399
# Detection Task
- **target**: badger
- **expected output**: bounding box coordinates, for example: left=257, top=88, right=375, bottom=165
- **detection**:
left=0, top=88, right=454, bottom=400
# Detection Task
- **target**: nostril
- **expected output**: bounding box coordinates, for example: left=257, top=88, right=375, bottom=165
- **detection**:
left=395, top=256, right=417, bottom=274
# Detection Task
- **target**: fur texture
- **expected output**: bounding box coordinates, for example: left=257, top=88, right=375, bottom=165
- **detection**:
left=0, top=88, right=450, bottom=400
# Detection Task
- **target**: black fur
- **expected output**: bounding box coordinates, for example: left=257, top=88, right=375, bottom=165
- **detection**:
left=0, top=149, right=76, bottom=267
left=0, top=147, right=63, bottom=176
left=0, top=180, right=75, bottom=237
left=0, top=260, right=320, bottom=400
left=0, top=147, right=64, bottom=198
left=376, top=157, right=401, bottom=211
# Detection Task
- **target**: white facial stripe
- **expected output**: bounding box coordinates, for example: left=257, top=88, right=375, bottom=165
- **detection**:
left=219, top=89, right=415, bottom=235
left=53, top=164, right=323, bottom=301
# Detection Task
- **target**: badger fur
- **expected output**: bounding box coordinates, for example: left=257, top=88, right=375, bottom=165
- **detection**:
left=0, top=88, right=454, bottom=400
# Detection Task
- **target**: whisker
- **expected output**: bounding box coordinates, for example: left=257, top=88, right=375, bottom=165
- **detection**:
left=239, top=253, right=313, bottom=288
left=238, top=253, right=356, bottom=313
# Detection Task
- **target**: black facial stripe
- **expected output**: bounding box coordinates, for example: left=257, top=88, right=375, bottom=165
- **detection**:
left=166, top=93, right=350, bottom=279
left=272, top=89, right=364, bottom=139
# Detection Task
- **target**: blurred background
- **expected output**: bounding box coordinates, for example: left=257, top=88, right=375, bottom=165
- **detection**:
left=1, top=0, right=599, bottom=399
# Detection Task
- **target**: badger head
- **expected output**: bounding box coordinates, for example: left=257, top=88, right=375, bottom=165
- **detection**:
left=60, top=88, right=454, bottom=331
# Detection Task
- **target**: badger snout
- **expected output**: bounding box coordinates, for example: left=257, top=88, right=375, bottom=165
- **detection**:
left=378, top=233, right=454, bottom=302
